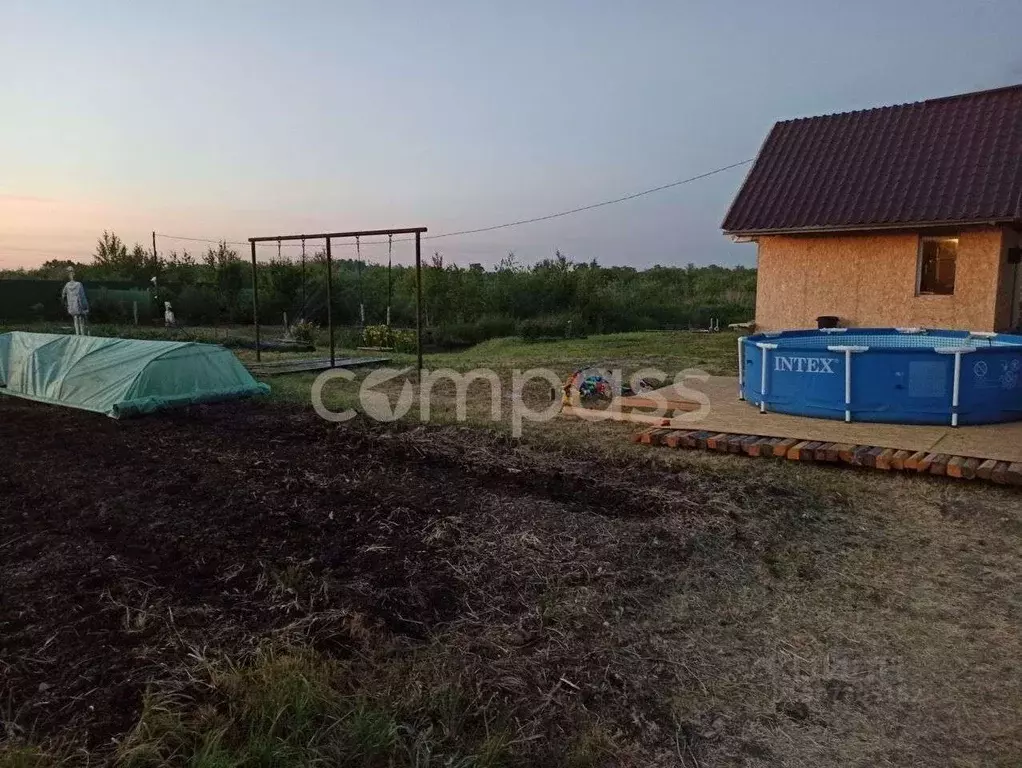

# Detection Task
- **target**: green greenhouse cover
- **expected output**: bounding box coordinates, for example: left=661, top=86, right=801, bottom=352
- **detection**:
left=0, top=332, right=269, bottom=418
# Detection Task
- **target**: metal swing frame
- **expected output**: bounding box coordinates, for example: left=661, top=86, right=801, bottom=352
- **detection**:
left=248, top=227, right=427, bottom=371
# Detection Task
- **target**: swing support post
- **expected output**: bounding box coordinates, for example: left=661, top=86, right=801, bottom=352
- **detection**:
left=415, top=230, right=423, bottom=378
left=247, top=227, right=428, bottom=371
left=325, top=236, right=334, bottom=367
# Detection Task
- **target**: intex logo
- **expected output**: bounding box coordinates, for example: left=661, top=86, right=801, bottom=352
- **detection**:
left=774, top=355, right=836, bottom=374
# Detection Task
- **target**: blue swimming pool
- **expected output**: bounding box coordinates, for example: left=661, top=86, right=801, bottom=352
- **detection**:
left=739, top=328, right=1022, bottom=426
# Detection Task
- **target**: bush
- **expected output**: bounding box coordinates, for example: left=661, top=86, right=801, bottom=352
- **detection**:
left=88, top=288, right=152, bottom=324
left=174, top=285, right=219, bottom=325
left=290, top=320, right=318, bottom=345
left=475, top=314, right=517, bottom=339
left=361, top=325, right=417, bottom=352
left=517, top=314, right=586, bottom=342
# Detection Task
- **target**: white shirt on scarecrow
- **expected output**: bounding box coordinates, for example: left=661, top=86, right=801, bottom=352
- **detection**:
left=61, top=268, right=89, bottom=336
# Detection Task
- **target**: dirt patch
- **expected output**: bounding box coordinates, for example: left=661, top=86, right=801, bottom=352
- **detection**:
left=2, top=398, right=1021, bottom=766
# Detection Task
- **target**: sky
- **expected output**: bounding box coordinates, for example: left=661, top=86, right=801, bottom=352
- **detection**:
left=2, top=0, right=1021, bottom=271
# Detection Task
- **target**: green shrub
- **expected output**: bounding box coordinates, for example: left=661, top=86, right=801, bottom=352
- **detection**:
left=517, top=314, right=586, bottom=342
left=361, top=325, right=417, bottom=352
left=89, top=288, right=152, bottom=324
left=290, top=320, right=318, bottom=345
left=475, top=314, right=517, bottom=339
left=175, top=285, right=219, bottom=325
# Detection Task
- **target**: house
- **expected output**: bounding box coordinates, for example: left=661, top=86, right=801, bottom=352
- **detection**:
left=722, top=84, right=1022, bottom=332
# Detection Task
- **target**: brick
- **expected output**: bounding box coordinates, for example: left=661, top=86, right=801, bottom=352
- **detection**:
left=1006, top=463, right=1022, bottom=486
left=773, top=438, right=799, bottom=457
left=662, top=431, right=692, bottom=449
left=837, top=444, right=858, bottom=463
left=631, top=428, right=655, bottom=444
left=960, top=457, right=980, bottom=480
left=904, top=451, right=928, bottom=471
left=890, top=450, right=912, bottom=471
left=852, top=445, right=876, bottom=466
left=706, top=433, right=729, bottom=451
left=928, top=454, right=950, bottom=476
left=641, top=428, right=672, bottom=446
left=740, top=435, right=762, bottom=455
left=695, top=431, right=715, bottom=449
left=875, top=448, right=896, bottom=471
left=787, top=441, right=813, bottom=460
left=945, top=456, right=966, bottom=478
left=976, top=459, right=998, bottom=481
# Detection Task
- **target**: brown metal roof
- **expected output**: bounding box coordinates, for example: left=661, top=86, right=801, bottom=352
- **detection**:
left=722, top=84, right=1022, bottom=235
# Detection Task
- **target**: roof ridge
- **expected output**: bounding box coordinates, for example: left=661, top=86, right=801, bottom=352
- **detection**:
left=776, top=82, right=1022, bottom=126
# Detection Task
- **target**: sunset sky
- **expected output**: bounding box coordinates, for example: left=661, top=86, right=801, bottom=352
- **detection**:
left=3, top=0, right=1021, bottom=270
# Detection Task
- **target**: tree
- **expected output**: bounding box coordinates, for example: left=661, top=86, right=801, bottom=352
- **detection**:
left=93, top=231, right=127, bottom=267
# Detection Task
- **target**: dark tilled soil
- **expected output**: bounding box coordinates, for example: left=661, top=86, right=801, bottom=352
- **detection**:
left=3, top=397, right=1021, bottom=766
left=0, top=399, right=739, bottom=761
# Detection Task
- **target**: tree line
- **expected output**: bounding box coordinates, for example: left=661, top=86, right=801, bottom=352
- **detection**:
left=1, top=231, right=756, bottom=342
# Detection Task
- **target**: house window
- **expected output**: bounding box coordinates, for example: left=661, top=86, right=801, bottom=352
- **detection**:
left=917, top=237, right=957, bottom=295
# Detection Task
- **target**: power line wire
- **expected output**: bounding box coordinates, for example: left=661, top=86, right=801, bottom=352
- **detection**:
left=153, top=158, right=752, bottom=249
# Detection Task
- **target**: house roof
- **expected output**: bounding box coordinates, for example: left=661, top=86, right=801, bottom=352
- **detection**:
left=722, top=84, right=1022, bottom=236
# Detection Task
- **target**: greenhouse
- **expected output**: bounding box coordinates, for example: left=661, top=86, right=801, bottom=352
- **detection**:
left=0, top=332, right=269, bottom=418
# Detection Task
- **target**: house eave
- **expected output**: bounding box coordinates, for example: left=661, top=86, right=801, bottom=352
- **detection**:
left=722, top=218, right=1021, bottom=238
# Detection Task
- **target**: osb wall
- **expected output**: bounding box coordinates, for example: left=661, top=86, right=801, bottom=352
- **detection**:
left=994, top=228, right=1022, bottom=330
left=754, top=227, right=1009, bottom=331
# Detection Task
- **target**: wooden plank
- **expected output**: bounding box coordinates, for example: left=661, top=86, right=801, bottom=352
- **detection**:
left=991, top=462, right=1010, bottom=484
left=705, top=433, right=729, bottom=451
left=787, top=441, right=813, bottom=460
left=928, top=454, right=950, bottom=476
left=960, top=457, right=980, bottom=480
left=825, top=443, right=843, bottom=462
left=945, top=456, right=966, bottom=478
left=916, top=453, right=937, bottom=473
left=1006, top=463, right=1022, bottom=486
left=837, top=444, right=858, bottom=463
left=615, top=395, right=701, bottom=412
left=890, top=449, right=912, bottom=471
left=814, top=443, right=833, bottom=462
left=875, top=448, right=896, bottom=471
left=904, top=451, right=928, bottom=471
left=773, top=438, right=799, bottom=458
left=976, top=459, right=998, bottom=481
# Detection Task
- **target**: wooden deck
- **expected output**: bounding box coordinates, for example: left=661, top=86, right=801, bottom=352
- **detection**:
left=565, top=376, right=1022, bottom=484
